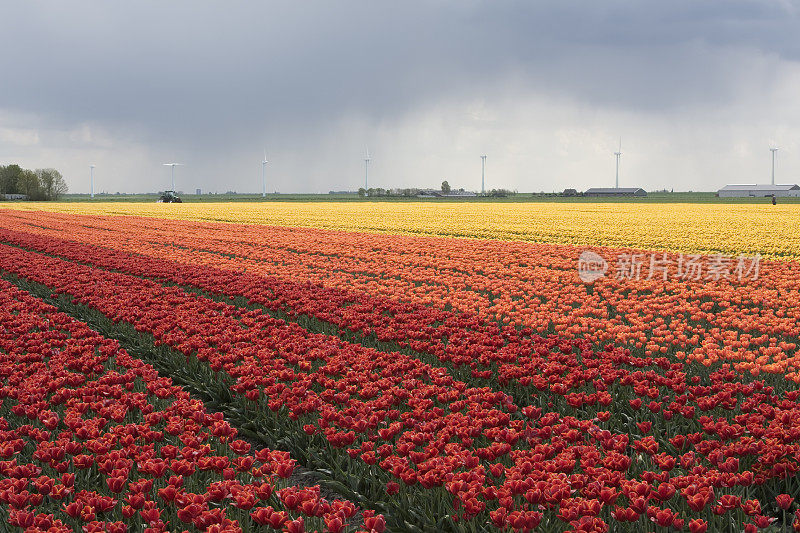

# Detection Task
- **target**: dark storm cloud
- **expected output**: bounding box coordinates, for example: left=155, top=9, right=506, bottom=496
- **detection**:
left=1, top=1, right=799, bottom=192
left=2, top=2, right=796, bottom=137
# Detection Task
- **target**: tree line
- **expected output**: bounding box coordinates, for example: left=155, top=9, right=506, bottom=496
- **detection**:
left=356, top=183, right=515, bottom=198
left=0, top=164, right=68, bottom=200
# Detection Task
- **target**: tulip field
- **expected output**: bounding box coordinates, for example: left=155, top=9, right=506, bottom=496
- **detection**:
left=1, top=203, right=800, bottom=532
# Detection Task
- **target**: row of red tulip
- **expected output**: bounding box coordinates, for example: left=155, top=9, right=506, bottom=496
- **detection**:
left=0, top=277, right=382, bottom=533
left=3, top=211, right=796, bottom=382
left=2, top=239, right=800, bottom=531
left=0, top=227, right=795, bottom=446
left=0, top=224, right=568, bottom=385
left=0, top=243, right=541, bottom=529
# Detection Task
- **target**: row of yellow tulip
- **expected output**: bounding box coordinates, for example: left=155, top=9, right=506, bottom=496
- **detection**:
left=4, top=201, right=800, bottom=259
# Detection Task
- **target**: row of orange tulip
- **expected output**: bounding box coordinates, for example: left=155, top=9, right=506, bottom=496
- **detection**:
left=2, top=211, right=799, bottom=382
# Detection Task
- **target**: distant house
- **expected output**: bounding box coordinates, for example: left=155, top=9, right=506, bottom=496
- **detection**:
left=562, top=188, right=578, bottom=196
left=585, top=187, right=647, bottom=197
left=2, top=194, right=28, bottom=200
left=717, top=184, right=800, bottom=198
left=417, top=189, right=477, bottom=198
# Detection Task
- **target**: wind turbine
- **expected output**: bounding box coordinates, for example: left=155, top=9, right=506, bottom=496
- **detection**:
left=770, top=147, right=778, bottom=185
left=162, top=163, right=183, bottom=191
left=262, top=149, right=268, bottom=198
left=364, top=147, right=371, bottom=192
left=89, top=164, right=95, bottom=199
left=614, top=139, right=622, bottom=189
left=481, top=155, right=487, bottom=194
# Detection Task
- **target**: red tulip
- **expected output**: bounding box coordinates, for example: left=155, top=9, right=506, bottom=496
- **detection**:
left=688, top=518, right=708, bottom=533
left=777, top=494, right=795, bottom=510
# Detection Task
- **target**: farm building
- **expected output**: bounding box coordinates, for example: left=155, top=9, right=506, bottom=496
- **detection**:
left=585, top=187, right=647, bottom=197
left=717, top=184, right=800, bottom=198
left=417, top=189, right=477, bottom=198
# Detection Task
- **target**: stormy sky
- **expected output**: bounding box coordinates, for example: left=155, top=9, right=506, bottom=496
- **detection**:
left=2, top=1, right=800, bottom=194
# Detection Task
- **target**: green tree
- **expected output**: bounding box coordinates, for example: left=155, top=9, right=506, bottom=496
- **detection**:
left=441, top=180, right=450, bottom=194
left=36, top=168, right=68, bottom=200
left=0, top=164, right=24, bottom=195
left=18, top=169, right=45, bottom=199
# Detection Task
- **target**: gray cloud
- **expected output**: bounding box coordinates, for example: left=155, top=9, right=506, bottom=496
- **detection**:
left=1, top=1, right=800, bottom=193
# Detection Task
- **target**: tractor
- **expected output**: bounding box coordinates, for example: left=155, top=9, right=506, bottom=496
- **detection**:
left=158, top=190, right=182, bottom=203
